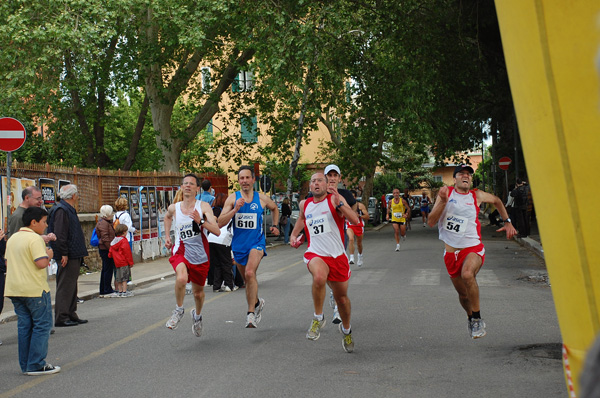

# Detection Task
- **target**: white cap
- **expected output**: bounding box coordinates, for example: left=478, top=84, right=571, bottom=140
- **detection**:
left=324, top=164, right=341, bottom=175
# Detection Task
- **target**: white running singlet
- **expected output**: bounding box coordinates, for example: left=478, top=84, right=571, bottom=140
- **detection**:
left=172, top=201, right=209, bottom=264
left=437, top=187, right=482, bottom=248
left=304, top=194, right=346, bottom=258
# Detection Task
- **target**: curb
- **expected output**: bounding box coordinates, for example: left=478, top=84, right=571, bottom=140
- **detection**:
left=515, top=236, right=545, bottom=260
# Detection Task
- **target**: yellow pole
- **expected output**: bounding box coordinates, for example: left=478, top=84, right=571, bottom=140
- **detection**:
left=495, top=1, right=600, bottom=395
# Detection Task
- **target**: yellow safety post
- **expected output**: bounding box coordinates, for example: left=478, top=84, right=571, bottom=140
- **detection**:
left=495, top=1, right=600, bottom=395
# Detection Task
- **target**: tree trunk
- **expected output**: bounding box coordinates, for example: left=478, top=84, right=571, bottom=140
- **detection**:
left=122, top=94, right=149, bottom=171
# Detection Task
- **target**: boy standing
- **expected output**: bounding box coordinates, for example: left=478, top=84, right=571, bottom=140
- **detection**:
left=109, top=224, right=135, bottom=297
left=5, top=207, right=60, bottom=375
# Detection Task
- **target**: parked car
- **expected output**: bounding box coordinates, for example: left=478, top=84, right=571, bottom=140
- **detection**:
left=366, top=197, right=380, bottom=226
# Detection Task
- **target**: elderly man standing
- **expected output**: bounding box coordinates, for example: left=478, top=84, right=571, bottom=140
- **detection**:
left=8, top=186, right=42, bottom=238
left=47, top=185, right=88, bottom=327
left=8, top=186, right=56, bottom=244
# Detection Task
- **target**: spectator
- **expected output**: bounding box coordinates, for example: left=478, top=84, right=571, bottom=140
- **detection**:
left=196, top=179, right=215, bottom=206
left=114, top=197, right=136, bottom=251
left=96, top=205, right=117, bottom=298
left=510, top=178, right=530, bottom=237
left=47, top=184, right=88, bottom=327
left=280, top=198, right=292, bottom=244
left=109, top=224, right=134, bottom=297
left=5, top=207, right=60, bottom=375
left=208, top=193, right=235, bottom=292
left=7, top=186, right=56, bottom=244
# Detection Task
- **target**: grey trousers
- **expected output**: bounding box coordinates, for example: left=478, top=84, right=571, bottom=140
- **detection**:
left=54, top=257, right=81, bottom=324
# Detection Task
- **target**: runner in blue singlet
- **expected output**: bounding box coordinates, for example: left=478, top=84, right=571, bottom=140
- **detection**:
left=218, top=166, right=280, bottom=329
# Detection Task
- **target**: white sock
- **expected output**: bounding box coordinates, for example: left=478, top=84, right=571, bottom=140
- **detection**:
left=314, top=313, right=324, bottom=321
left=194, top=312, right=202, bottom=321
left=342, top=325, right=351, bottom=334
left=176, top=305, right=184, bottom=313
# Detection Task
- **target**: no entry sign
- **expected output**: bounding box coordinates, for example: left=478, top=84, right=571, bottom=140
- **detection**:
left=498, top=156, right=512, bottom=171
left=0, top=117, right=27, bottom=152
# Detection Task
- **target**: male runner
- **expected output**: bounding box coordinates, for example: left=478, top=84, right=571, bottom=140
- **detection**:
left=290, top=172, right=359, bottom=352
left=322, top=164, right=357, bottom=324
left=428, top=165, right=516, bottom=339
left=163, top=174, right=221, bottom=337
left=386, top=189, right=410, bottom=251
left=218, top=165, right=280, bottom=328
left=346, top=190, right=369, bottom=267
left=420, top=190, right=431, bottom=227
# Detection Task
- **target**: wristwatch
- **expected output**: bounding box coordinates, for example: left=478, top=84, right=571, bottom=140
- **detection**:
left=503, top=218, right=512, bottom=223
left=336, top=202, right=345, bottom=210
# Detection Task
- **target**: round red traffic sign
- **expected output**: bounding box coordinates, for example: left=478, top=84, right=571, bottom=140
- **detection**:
left=0, top=117, right=27, bottom=152
left=498, top=156, right=512, bottom=171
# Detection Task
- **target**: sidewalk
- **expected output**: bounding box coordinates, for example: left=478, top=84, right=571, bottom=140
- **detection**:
left=0, top=238, right=289, bottom=325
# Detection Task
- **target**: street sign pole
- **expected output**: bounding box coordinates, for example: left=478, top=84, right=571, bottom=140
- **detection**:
left=0, top=117, right=27, bottom=229
left=6, top=151, right=10, bottom=228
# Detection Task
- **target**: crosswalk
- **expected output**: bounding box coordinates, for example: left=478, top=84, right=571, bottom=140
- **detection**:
left=286, top=268, right=502, bottom=286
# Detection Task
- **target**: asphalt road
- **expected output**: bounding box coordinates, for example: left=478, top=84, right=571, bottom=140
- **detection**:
left=0, top=222, right=566, bottom=398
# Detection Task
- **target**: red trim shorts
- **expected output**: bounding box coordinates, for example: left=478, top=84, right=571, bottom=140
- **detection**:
left=443, top=243, right=485, bottom=278
left=304, top=252, right=351, bottom=282
left=169, top=246, right=209, bottom=286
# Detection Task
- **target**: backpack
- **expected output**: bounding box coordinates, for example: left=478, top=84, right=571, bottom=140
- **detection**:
left=113, top=212, right=125, bottom=229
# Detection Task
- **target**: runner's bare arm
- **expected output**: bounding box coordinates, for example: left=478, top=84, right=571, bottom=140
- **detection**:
left=218, top=194, right=242, bottom=228
left=476, top=190, right=517, bottom=239
left=261, top=193, right=280, bottom=236
left=164, top=203, right=176, bottom=248
left=427, top=186, right=449, bottom=227
left=290, top=200, right=306, bottom=246
left=359, top=203, right=369, bottom=221
left=199, top=202, right=221, bottom=236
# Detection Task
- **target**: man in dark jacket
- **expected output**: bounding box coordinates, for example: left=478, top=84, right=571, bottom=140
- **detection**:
left=510, top=178, right=530, bottom=237
left=47, top=184, right=89, bottom=327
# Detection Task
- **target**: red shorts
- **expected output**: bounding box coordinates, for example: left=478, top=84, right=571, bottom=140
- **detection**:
left=348, top=224, right=364, bottom=237
left=443, top=243, right=485, bottom=278
left=169, top=251, right=209, bottom=286
left=304, top=252, right=351, bottom=282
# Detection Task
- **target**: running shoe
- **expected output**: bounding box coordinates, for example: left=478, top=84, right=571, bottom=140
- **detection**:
left=191, top=308, right=203, bottom=337
left=332, top=306, right=342, bottom=324
left=306, top=316, right=326, bottom=340
left=349, top=255, right=355, bottom=265
left=166, top=308, right=184, bottom=330
left=329, top=291, right=336, bottom=309
left=246, top=312, right=257, bottom=328
left=395, top=244, right=400, bottom=252
left=219, top=286, right=232, bottom=292
left=471, top=318, right=486, bottom=339
left=339, top=324, right=354, bottom=353
left=254, top=298, right=265, bottom=325
left=185, top=283, right=192, bottom=295
left=423, top=223, right=427, bottom=227
left=357, top=254, right=363, bottom=267
left=468, top=319, right=474, bottom=337
left=26, top=364, right=61, bottom=376
left=402, top=235, right=406, bottom=242
left=123, top=291, right=134, bottom=297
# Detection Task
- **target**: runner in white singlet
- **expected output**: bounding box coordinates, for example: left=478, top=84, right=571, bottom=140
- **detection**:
left=428, top=165, right=516, bottom=339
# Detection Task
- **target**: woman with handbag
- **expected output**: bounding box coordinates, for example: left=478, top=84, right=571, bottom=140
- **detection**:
left=96, top=205, right=118, bottom=297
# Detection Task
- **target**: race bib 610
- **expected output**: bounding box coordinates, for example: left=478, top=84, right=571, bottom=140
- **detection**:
left=235, top=213, right=257, bottom=229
